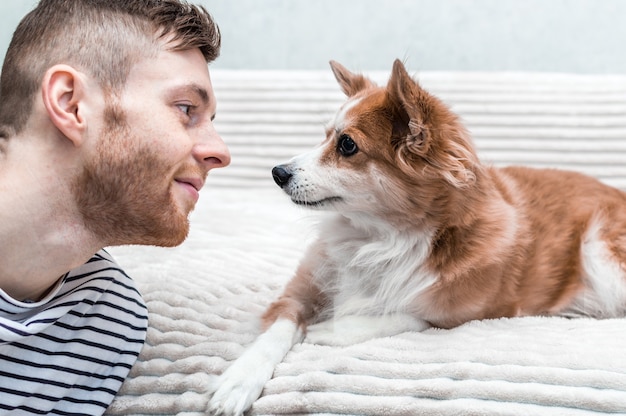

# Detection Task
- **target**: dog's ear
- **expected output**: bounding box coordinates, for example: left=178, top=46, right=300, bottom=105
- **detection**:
left=388, top=59, right=479, bottom=188
left=330, top=60, right=374, bottom=97
left=387, top=59, right=431, bottom=157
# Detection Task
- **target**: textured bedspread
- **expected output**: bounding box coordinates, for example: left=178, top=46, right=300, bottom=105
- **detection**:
left=106, top=70, right=626, bottom=415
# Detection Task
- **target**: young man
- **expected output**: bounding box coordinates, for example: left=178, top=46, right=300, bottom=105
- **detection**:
left=0, top=0, right=230, bottom=414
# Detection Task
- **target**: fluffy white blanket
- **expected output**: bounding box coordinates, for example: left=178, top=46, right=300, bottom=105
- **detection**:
left=106, top=70, right=626, bottom=415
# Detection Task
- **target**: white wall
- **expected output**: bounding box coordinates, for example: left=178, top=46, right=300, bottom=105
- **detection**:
left=1, top=0, right=625, bottom=73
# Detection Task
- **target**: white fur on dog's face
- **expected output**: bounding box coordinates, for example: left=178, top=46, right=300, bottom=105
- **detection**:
left=277, top=96, right=383, bottom=212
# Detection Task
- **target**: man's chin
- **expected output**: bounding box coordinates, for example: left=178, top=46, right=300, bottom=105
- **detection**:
left=149, top=219, right=190, bottom=248
left=127, top=190, right=195, bottom=247
left=119, top=214, right=190, bottom=248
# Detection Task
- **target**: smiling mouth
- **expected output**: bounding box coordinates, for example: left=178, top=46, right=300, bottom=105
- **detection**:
left=291, top=196, right=343, bottom=207
left=174, top=179, right=203, bottom=204
left=176, top=180, right=196, bottom=190
left=175, top=178, right=204, bottom=192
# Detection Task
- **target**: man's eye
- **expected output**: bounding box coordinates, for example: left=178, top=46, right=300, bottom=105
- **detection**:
left=177, top=104, right=193, bottom=116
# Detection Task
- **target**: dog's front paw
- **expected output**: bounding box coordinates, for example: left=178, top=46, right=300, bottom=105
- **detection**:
left=206, top=356, right=272, bottom=416
left=207, top=319, right=302, bottom=415
left=305, top=314, right=430, bottom=346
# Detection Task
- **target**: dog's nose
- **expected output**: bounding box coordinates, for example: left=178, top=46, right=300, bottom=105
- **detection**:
left=272, top=165, right=292, bottom=187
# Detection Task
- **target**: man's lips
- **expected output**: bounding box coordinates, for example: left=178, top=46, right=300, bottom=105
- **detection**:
left=175, top=177, right=204, bottom=202
left=176, top=177, right=204, bottom=192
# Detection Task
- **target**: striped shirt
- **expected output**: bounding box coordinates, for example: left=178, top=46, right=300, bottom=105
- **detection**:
left=0, top=249, right=148, bottom=415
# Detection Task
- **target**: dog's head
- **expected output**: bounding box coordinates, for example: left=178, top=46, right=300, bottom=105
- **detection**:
left=272, top=59, right=480, bottom=226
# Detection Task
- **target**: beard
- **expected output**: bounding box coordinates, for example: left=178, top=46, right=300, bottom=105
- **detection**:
left=73, top=103, right=194, bottom=247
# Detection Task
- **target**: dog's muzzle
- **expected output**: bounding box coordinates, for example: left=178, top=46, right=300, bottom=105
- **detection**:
left=272, top=165, right=293, bottom=188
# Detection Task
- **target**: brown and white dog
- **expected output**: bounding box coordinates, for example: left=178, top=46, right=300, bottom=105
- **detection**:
left=208, top=59, right=626, bottom=415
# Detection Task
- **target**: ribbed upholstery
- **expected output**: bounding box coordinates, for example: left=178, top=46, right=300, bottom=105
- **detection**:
left=210, top=70, right=626, bottom=189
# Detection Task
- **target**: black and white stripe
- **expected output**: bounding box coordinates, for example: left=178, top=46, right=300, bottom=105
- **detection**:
left=0, top=250, right=148, bottom=415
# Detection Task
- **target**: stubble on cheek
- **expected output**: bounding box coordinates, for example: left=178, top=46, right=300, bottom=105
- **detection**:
left=73, top=105, right=190, bottom=247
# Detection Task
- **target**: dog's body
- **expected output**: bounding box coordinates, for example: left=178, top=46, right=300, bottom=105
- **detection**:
left=208, top=60, right=626, bottom=415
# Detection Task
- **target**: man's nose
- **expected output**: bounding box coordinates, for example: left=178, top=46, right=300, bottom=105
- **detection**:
left=193, top=128, right=231, bottom=169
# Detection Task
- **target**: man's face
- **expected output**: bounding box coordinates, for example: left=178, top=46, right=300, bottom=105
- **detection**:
left=75, top=47, right=230, bottom=247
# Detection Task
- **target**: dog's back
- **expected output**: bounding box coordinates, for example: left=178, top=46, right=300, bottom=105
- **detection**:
left=498, top=166, right=626, bottom=318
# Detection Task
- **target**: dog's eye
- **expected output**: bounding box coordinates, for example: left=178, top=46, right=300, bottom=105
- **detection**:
left=337, top=134, right=358, bottom=157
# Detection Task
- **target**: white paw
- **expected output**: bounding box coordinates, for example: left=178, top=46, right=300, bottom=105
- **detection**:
left=207, top=319, right=302, bottom=415
left=305, top=314, right=430, bottom=346
left=207, top=356, right=273, bottom=416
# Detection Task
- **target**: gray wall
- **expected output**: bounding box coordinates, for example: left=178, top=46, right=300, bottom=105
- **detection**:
left=1, top=0, right=625, bottom=73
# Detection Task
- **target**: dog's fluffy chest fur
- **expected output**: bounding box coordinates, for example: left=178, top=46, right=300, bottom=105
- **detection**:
left=313, top=213, right=438, bottom=319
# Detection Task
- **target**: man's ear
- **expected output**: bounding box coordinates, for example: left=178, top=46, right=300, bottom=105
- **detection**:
left=41, top=64, right=88, bottom=147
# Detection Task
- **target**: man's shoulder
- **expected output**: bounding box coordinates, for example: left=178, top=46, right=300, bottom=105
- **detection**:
left=68, top=249, right=141, bottom=290
left=0, top=250, right=149, bottom=415
left=75, top=249, right=129, bottom=277
left=62, top=249, right=148, bottom=316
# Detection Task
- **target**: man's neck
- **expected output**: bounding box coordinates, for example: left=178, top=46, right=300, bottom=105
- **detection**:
left=0, top=135, right=101, bottom=302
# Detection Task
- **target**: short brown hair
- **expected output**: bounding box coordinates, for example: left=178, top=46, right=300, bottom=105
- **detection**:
left=0, top=0, right=221, bottom=137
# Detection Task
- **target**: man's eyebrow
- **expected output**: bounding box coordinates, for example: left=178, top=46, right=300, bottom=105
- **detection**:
left=170, top=83, right=210, bottom=105
left=191, top=84, right=209, bottom=105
